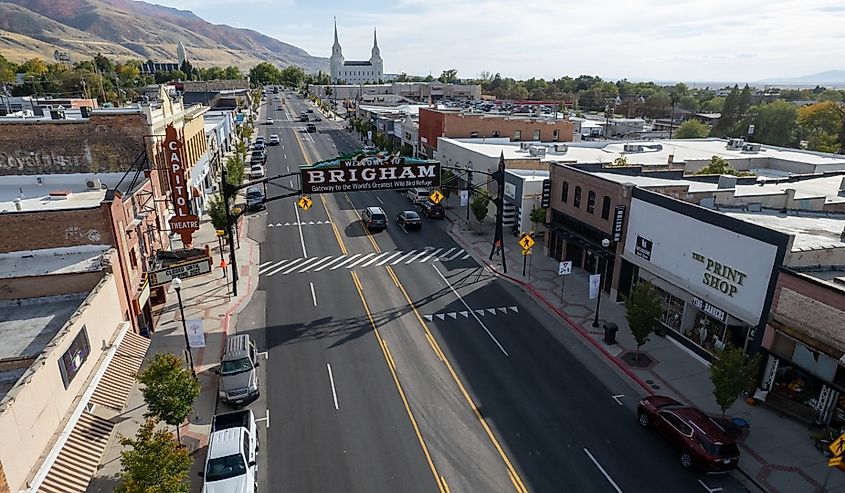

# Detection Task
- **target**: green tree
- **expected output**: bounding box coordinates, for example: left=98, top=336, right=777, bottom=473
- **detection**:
left=0, top=54, right=16, bottom=83
left=116, top=418, right=191, bottom=493
left=694, top=155, right=754, bottom=176
left=438, top=69, right=459, bottom=83
left=249, top=62, right=281, bottom=85
left=223, top=66, right=244, bottom=80
left=208, top=194, right=229, bottom=231
left=624, top=281, right=662, bottom=360
left=747, top=100, right=798, bottom=147
left=710, top=345, right=761, bottom=416
left=798, top=101, right=843, bottom=153
left=529, top=206, right=546, bottom=233
left=179, top=60, right=193, bottom=81
left=280, top=65, right=306, bottom=87
left=674, top=119, right=710, bottom=139
left=136, top=353, right=200, bottom=441
left=226, top=154, right=245, bottom=186
left=470, top=193, right=490, bottom=223
left=816, top=89, right=844, bottom=103
left=701, top=96, right=725, bottom=113
left=20, top=58, right=48, bottom=75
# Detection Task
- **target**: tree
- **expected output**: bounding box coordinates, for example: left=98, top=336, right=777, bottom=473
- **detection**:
left=136, top=353, right=200, bottom=442
left=208, top=194, right=229, bottom=231
left=624, top=281, right=662, bottom=360
left=438, top=69, right=458, bottom=84
left=798, top=101, right=843, bottom=153
left=747, top=100, right=798, bottom=147
left=610, top=156, right=629, bottom=167
left=223, top=65, right=244, bottom=80
left=179, top=60, right=193, bottom=81
left=470, top=193, right=490, bottom=223
left=694, top=155, right=754, bottom=176
left=116, top=418, right=191, bottom=493
left=226, top=154, right=245, bottom=186
left=280, top=65, right=306, bottom=87
left=710, top=345, right=761, bottom=416
left=249, top=62, right=281, bottom=85
left=529, top=206, right=546, bottom=232
left=674, top=119, right=710, bottom=139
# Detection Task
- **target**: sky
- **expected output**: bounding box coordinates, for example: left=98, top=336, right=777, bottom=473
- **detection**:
left=152, top=0, right=845, bottom=83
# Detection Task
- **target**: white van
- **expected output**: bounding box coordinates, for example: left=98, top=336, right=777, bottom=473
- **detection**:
left=406, top=188, right=430, bottom=205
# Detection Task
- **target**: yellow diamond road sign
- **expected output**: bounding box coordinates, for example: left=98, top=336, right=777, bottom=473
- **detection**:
left=829, top=456, right=842, bottom=467
left=298, top=196, right=313, bottom=211
left=829, top=433, right=845, bottom=456
left=519, top=234, right=535, bottom=251
left=430, top=190, right=445, bottom=205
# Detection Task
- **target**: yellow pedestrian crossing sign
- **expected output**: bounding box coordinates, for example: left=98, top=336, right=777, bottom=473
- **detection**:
left=829, top=433, right=845, bottom=456
left=829, top=456, right=842, bottom=467
left=522, top=248, right=532, bottom=256
left=298, top=196, right=313, bottom=211
left=430, top=190, right=444, bottom=205
left=519, top=234, right=535, bottom=251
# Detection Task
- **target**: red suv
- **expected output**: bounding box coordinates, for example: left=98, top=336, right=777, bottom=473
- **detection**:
left=637, top=395, right=740, bottom=471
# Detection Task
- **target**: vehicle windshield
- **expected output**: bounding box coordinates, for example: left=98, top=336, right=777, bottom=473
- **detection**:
left=205, top=453, right=246, bottom=482
left=247, top=192, right=262, bottom=199
left=404, top=212, right=420, bottom=220
left=220, top=357, right=253, bottom=375
left=697, top=435, right=739, bottom=457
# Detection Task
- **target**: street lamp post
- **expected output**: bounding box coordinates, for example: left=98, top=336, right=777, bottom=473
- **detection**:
left=592, top=238, right=612, bottom=328
left=171, top=277, right=196, bottom=378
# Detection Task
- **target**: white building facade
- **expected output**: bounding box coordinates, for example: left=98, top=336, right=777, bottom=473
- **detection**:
left=330, top=20, right=384, bottom=84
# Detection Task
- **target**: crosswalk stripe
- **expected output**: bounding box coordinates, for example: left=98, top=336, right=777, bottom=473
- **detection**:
left=291, top=256, right=332, bottom=273
left=259, top=261, right=275, bottom=269
left=347, top=253, right=376, bottom=269
left=461, top=253, right=471, bottom=260
left=258, top=259, right=288, bottom=275
left=330, top=253, right=362, bottom=270
left=391, top=250, right=417, bottom=264
left=377, top=251, right=404, bottom=265
left=301, top=256, right=336, bottom=272
left=265, top=258, right=308, bottom=276
left=314, top=255, right=351, bottom=271
left=437, top=247, right=457, bottom=260
left=280, top=256, right=323, bottom=275
left=360, top=251, right=391, bottom=267
left=405, top=250, right=428, bottom=264
left=446, top=249, right=467, bottom=261
left=419, top=248, right=444, bottom=263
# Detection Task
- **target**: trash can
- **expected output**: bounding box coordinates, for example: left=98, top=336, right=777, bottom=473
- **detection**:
left=603, top=322, right=618, bottom=345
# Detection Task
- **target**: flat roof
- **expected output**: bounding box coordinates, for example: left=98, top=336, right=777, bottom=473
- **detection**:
left=0, top=245, right=109, bottom=279
left=722, top=211, right=845, bottom=251
left=0, top=173, right=126, bottom=213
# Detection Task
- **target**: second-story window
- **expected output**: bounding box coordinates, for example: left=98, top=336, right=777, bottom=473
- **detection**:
left=470, top=131, right=478, bottom=138
left=587, top=191, right=596, bottom=214
left=514, top=130, right=521, bottom=141
left=601, top=196, right=611, bottom=220
left=532, top=129, right=540, bottom=140
left=553, top=129, right=560, bottom=141
left=561, top=181, right=569, bottom=203
left=574, top=186, right=582, bottom=208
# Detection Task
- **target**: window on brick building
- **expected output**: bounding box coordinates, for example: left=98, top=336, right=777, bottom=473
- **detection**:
left=553, top=129, right=560, bottom=141
left=601, top=196, right=611, bottom=220
left=513, top=130, right=521, bottom=141
left=493, top=130, right=500, bottom=137
left=561, top=181, right=569, bottom=203
left=574, top=186, right=582, bottom=208
left=587, top=191, right=596, bottom=214
left=532, top=129, right=540, bottom=141
left=129, top=247, right=138, bottom=269
left=470, top=131, right=478, bottom=138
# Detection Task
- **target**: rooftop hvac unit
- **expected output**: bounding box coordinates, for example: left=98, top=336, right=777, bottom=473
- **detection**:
left=528, top=146, right=546, bottom=157
left=623, top=144, right=643, bottom=153
left=554, top=144, right=568, bottom=153
left=727, top=138, right=745, bottom=149
left=85, top=178, right=102, bottom=190
left=520, top=142, right=530, bottom=151
left=742, top=143, right=762, bottom=153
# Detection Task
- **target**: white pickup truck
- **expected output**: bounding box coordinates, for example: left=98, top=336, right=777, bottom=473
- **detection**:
left=201, top=410, right=259, bottom=493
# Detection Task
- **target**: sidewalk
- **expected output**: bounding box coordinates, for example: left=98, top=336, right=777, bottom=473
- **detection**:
left=87, top=209, right=259, bottom=492
left=441, top=196, right=844, bottom=493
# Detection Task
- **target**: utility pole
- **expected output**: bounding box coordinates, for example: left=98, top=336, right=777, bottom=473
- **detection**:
left=220, top=166, right=239, bottom=297
left=465, top=167, right=473, bottom=223
left=489, top=152, right=507, bottom=273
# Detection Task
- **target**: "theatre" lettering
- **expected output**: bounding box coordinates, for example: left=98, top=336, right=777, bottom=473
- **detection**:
left=164, top=125, right=199, bottom=246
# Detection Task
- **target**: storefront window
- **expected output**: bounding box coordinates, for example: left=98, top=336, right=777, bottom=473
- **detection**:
left=659, top=291, right=684, bottom=332
left=771, top=362, right=824, bottom=411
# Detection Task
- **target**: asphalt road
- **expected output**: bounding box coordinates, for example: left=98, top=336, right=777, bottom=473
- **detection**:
left=251, top=89, right=750, bottom=493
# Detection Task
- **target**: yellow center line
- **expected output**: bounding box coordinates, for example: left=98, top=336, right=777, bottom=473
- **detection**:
left=386, top=265, right=529, bottom=493
left=350, top=271, right=446, bottom=493
left=320, top=194, right=347, bottom=255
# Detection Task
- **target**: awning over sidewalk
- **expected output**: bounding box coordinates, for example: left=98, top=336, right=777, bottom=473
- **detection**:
left=37, top=331, right=150, bottom=493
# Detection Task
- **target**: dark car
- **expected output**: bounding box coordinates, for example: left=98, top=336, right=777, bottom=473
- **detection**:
left=396, top=210, right=422, bottom=230
left=306, top=109, right=314, bottom=113
left=314, top=116, right=322, bottom=122
left=361, top=207, right=387, bottom=231
left=637, top=395, right=740, bottom=472
left=299, top=115, right=309, bottom=122
left=420, top=200, right=445, bottom=219
left=253, top=141, right=265, bottom=151
left=250, top=150, right=266, bottom=163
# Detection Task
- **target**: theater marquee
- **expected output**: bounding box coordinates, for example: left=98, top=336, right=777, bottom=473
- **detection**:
left=301, top=154, right=440, bottom=194
left=164, top=125, right=199, bottom=246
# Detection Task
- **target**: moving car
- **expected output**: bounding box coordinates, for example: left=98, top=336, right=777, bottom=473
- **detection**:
left=217, top=334, right=260, bottom=405
left=420, top=200, right=445, bottom=219
left=406, top=188, right=430, bottom=205
left=306, top=109, right=313, bottom=113
left=201, top=410, right=258, bottom=493
left=314, top=116, right=322, bottom=122
left=268, top=134, right=280, bottom=146
left=249, top=164, right=265, bottom=180
left=305, top=123, right=317, bottom=133
left=637, top=395, right=740, bottom=471
left=396, top=210, right=422, bottom=230
left=299, top=115, right=309, bottom=122
left=246, top=186, right=265, bottom=211
left=265, top=118, right=274, bottom=125
left=361, top=206, right=387, bottom=231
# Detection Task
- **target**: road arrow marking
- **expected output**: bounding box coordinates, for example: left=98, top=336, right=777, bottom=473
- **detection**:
left=448, top=312, right=457, bottom=319
left=611, top=395, right=624, bottom=406
left=424, top=315, right=433, bottom=321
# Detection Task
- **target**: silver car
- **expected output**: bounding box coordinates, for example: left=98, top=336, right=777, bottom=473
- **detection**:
left=217, top=335, right=260, bottom=405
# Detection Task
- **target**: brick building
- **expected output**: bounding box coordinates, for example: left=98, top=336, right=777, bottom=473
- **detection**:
left=418, top=107, right=575, bottom=158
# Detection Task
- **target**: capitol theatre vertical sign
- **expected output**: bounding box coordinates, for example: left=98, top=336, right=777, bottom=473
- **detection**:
left=164, top=125, right=199, bottom=246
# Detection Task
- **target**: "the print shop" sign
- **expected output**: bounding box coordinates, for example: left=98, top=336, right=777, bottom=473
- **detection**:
left=301, top=154, right=440, bottom=194
left=692, top=251, right=748, bottom=297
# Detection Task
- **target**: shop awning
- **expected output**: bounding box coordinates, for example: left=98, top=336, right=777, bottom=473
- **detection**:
left=36, top=331, right=150, bottom=493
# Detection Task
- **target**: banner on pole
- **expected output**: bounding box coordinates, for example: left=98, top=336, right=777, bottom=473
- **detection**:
left=186, top=319, right=206, bottom=348
left=459, top=190, right=469, bottom=207
left=589, top=274, right=601, bottom=299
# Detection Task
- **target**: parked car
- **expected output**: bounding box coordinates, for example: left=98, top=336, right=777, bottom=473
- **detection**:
left=253, top=141, right=265, bottom=151
left=396, top=210, right=422, bottom=230
left=314, top=116, right=322, bottom=122
left=406, top=188, right=430, bottom=205
left=250, top=150, right=266, bottom=163
left=254, top=136, right=265, bottom=144
left=420, top=200, right=445, bottom=219
left=361, top=206, right=387, bottom=231
left=249, top=164, right=265, bottom=180
left=268, top=134, right=280, bottom=146
left=265, top=118, right=274, bottom=125
left=246, top=186, right=265, bottom=211
left=637, top=395, right=740, bottom=471
left=201, top=410, right=258, bottom=493
left=306, top=109, right=314, bottom=113
left=217, top=334, right=260, bottom=405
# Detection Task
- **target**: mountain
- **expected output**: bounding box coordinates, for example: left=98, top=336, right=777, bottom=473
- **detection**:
left=0, top=0, right=328, bottom=72
left=756, top=70, right=845, bottom=86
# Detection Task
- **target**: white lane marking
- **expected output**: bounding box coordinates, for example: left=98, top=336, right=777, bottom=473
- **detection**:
left=265, top=258, right=307, bottom=276
left=377, top=251, right=404, bottom=265
left=377, top=196, right=384, bottom=205
left=583, top=448, right=623, bottom=493
left=433, top=264, right=508, bottom=356
left=286, top=165, right=290, bottom=172
left=289, top=180, right=294, bottom=187
left=461, top=253, right=471, bottom=260
left=284, top=153, right=287, bottom=159
left=697, top=479, right=723, bottom=493
left=330, top=253, right=362, bottom=270
left=310, top=281, right=317, bottom=306
left=360, top=251, right=391, bottom=267
left=405, top=250, right=429, bottom=264
left=327, top=363, right=339, bottom=410
left=346, top=253, right=376, bottom=269
left=257, top=351, right=269, bottom=360
left=611, top=395, right=624, bottom=406
left=255, top=410, right=270, bottom=429
left=419, top=248, right=444, bottom=263
left=436, top=247, right=457, bottom=260
left=281, top=256, right=323, bottom=275
left=391, top=250, right=417, bottom=264
left=258, top=261, right=275, bottom=269
left=302, top=256, right=335, bottom=272
left=293, top=202, right=308, bottom=258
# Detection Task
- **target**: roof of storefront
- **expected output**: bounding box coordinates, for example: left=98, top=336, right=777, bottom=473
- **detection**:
left=0, top=173, right=127, bottom=213
left=0, top=245, right=109, bottom=279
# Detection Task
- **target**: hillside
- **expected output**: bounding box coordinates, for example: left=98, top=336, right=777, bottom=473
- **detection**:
left=0, top=0, right=328, bottom=72
left=757, top=70, right=845, bottom=86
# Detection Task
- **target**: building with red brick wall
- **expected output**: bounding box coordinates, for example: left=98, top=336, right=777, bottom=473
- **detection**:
left=418, top=108, right=575, bottom=158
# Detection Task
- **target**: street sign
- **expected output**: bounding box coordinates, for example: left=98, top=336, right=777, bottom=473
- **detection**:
left=829, top=434, right=845, bottom=456
left=522, top=248, right=532, bottom=256
left=519, top=234, right=535, bottom=250
left=215, top=229, right=226, bottom=237
left=298, top=195, right=313, bottom=211
left=558, top=260, right=572, bottom=275
left=829, top=456, right=842, bottom=467
left=459, top=190, right=469, bottom=207
left=430, top=190, right=444, bottom=205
